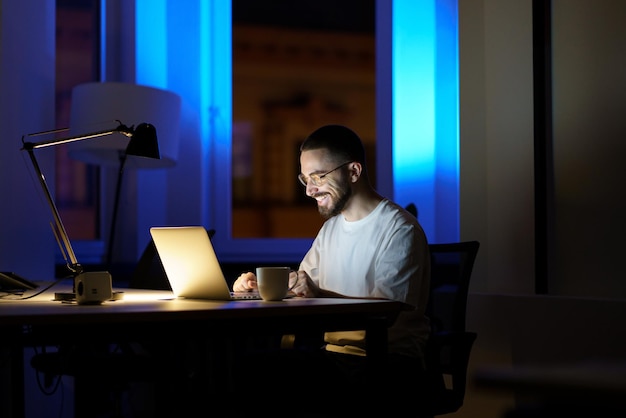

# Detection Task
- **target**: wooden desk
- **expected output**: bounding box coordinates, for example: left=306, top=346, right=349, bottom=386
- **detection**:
left=1, top=286, right=407, bottom=418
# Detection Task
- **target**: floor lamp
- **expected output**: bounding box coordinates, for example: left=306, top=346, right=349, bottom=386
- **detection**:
left=66, top=82, right=181, bottom=269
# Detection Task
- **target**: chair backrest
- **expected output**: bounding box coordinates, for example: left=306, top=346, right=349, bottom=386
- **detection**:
left=427, top=241, right=480, bottom=334
left=405, top=202, right=418, bottom=218
left=419, top=240, right=480, bottom=417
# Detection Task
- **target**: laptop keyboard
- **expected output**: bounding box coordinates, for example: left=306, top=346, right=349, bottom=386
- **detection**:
left=230, top=291, right=262, bottom=300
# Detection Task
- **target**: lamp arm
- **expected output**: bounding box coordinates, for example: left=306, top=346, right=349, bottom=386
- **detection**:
left=23, top=129, right=116, bottom=150
left=20, top=121, right=133, bottom=150
left=24, top=148, right=82, bottom=275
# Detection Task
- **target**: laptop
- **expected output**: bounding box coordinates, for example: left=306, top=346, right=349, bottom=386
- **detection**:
left=149, top=226, right=261, bottom=300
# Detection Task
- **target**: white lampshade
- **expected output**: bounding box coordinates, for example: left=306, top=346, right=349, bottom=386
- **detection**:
left=67, top=82, right=181, bottom=169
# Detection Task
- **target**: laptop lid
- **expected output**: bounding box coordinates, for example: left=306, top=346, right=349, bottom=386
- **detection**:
left=149, top=226, right=234, bottom=300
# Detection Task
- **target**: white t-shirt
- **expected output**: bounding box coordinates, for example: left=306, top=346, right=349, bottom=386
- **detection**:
left=299, top=199, right=431, bottom=359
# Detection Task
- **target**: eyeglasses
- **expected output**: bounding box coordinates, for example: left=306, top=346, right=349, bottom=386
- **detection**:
left=298, top=161, right=352, bottom=187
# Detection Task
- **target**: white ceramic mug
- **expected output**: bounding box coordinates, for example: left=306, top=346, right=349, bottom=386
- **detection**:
left=256, top=266, right=290, bottom=301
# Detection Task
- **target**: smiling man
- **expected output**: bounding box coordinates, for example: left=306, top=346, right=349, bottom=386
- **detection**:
left=232, top=125, right=432, bottom=413
left=292, top=125, right=431, bottom=353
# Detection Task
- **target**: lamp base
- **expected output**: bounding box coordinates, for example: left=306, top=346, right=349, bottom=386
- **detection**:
left=54, top=291, right=124, bottom=302
left=54, top=271, right=124, bottom=304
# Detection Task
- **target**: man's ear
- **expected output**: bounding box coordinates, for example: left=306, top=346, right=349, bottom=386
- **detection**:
left=348, top=161, right=362, bottom=182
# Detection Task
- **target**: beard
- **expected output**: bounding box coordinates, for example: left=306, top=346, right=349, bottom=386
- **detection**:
left=318, top=182, right=352, bottom=220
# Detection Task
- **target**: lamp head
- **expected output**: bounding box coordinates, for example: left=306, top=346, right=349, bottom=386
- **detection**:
left=117, top=122, right=161, bottom=160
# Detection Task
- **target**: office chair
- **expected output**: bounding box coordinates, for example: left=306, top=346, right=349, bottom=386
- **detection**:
left=417, top=240, right=480, bottom=417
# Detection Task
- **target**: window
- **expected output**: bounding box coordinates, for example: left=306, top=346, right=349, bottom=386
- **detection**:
left=231, top=0, right=376, bottom=239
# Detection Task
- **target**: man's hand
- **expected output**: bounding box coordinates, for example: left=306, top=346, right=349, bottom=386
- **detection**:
left=233, top=271, right=257, bottom=292
left=289, top=270, right=319, bottom=298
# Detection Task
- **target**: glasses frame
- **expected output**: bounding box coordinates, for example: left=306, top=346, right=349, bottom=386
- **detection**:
left=298, top=161, right=352, bottom=187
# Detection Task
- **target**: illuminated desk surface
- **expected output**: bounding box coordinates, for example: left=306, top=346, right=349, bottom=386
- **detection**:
left=0, top=285, right=406, bottom=332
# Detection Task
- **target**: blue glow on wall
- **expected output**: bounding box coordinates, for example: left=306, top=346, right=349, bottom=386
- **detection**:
left=136, top=0, right=167, bottom=87
left=392, top=0, right=459, bottom=243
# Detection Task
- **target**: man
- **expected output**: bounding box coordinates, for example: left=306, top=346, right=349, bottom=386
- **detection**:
left=232, top=124, right=431, bottom=412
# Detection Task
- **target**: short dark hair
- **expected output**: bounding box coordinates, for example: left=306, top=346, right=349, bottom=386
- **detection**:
left=300, top=125, right=367, bottom=168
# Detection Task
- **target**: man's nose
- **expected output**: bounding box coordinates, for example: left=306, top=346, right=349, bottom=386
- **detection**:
left=305, top=183, right=318, bottom=196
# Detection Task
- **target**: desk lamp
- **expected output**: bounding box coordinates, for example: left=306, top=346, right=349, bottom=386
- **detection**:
left=21, top=121, right=161, bottom=304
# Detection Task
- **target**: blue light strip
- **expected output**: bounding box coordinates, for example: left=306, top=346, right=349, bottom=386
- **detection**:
left=392, top=0, right=459, bottom=242
left=204, top=0, right=233, bottom=230
left=392, top=0, right=436, bottom=219
left=200, top=0, right=212, bottom=223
